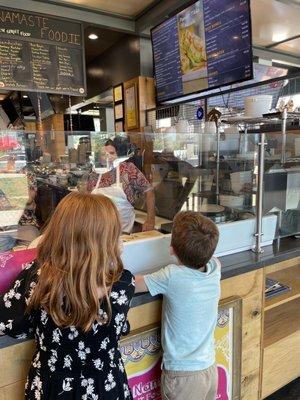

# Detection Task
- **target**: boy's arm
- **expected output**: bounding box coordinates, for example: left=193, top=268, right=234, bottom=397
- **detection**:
left=135, top=275, right=149, bottom=293
left=135, top=265, right=172, bottom=296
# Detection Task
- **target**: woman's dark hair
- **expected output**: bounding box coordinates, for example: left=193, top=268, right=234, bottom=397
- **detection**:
left=104, top=137, right=132, bottom=157
left=105, top=137, right=143, bottom=170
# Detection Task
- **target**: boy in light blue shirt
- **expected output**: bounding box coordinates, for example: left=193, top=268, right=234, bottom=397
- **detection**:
left=135, top=211, right=221, bottom=400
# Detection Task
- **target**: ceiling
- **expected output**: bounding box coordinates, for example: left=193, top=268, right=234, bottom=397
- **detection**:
left=252, top=0, right=300, bottom=55
left=45, top=0, right=300, bottom=61
left=84, top=26, right=125, bottom=63
left=47, top=0, right=157, bottom=18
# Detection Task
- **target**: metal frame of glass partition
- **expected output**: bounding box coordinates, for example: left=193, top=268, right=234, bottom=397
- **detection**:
left=221, top=111, right=300, bottom=253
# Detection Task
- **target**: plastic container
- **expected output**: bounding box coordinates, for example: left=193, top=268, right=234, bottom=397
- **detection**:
left=244, top=95, right=272, bottom=118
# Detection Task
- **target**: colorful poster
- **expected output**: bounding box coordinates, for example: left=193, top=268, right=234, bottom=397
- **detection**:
left=215, top=308, right=233, bottom=400
left=121, top=304, right=239, bottom=400
left=120, top=328, right=162, bottom=400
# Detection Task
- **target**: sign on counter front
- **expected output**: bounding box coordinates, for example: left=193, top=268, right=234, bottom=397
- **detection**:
left=0, top=8, right=86, bottom=95
left=121, top=298, right=242, bottom=400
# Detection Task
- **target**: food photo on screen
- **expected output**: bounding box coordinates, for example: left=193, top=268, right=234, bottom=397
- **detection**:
left=178, top=1, right=208, bottom=94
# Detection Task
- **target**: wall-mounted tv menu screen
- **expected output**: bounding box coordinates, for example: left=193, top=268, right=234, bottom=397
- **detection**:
left=151, top=0, right=253, bottom=103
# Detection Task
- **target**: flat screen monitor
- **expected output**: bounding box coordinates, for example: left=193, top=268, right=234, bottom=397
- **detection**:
left=151, top=0, right=253, bottom=104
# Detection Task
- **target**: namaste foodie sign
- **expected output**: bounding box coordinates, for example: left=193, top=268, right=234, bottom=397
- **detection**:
left=0, top=8, right=86, bottom=96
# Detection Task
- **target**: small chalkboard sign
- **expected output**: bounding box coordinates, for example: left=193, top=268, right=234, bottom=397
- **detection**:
left=0, top=8, right=86, bottom=96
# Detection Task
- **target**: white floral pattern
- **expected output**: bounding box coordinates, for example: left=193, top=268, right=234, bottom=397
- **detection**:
left=93, top=358, right=104, bottom=371
left=77, top=340, right=91, bottom=361
left=81, top=376, right=99, bottom=400
left=3, top=280, right=21, bottom=308
left=100, top=337, right=110, bottom=350
left=68, top=326, right=79, bottom=340
left=40, top=309, right=48, bottom=325
left=104, top=370, right=116, bottom=392
left=110, top=290, right=129, bottom=306
left=63, top=355, right=73, bottom=370
left=52, top=327, right=62, bottom=344
left=59, top=377, right=74, bottom=395
left=48, top=349, right=58, bottom=372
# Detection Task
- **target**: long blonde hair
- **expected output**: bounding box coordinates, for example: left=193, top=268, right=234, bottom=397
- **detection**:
left=28, top=192, right=123, bottom=332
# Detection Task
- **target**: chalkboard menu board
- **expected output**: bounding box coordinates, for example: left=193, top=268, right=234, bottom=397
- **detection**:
left=0, top=8, right=86, bottom=96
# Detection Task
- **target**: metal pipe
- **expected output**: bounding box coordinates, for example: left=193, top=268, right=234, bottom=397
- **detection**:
left=281, top=108, right=287, bottom=164
left=69, top=96, right=73, bottom=133
left=253, top=132, right=266, bottom=254
left=216, top=124, right=220, bottom=203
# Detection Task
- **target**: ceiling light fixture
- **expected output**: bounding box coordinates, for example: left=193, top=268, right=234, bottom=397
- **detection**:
left=23, top=95, right=28, bottom=98
left=88, top=33, right=98, bottom=40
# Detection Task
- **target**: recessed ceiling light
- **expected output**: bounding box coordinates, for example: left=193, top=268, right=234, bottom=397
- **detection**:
left=88, top=33, right=98, bottom=40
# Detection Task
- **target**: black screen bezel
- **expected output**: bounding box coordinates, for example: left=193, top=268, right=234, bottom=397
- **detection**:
left=150, top=0, right=254, bottom=105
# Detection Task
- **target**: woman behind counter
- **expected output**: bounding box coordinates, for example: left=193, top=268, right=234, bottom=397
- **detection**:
left=88, top=138, right=155, bottom=233
left=0, top=192, right=135, bottom=400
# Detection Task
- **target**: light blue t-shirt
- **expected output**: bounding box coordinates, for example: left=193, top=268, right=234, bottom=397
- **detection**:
left=144, top=258, right=221, bottom=371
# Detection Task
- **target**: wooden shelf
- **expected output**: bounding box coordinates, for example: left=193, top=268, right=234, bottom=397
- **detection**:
left=264, top=297, right=300, bottom=348
left=265, top=264, right=300, bottom=311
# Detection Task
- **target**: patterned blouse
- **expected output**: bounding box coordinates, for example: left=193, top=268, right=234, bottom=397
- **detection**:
left=88, top=162, right=152, bottom=205
left=0, top=261, right=135, bottom=400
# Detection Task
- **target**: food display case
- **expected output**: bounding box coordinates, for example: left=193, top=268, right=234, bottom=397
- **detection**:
left=1, top=125, right=300, bottom=256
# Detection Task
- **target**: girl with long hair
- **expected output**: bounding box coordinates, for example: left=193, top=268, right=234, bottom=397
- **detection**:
left=0, top=192, right=135, bottom=399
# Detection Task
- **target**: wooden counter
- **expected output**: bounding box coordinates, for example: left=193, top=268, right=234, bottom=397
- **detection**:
left=1, top=251, right=300, bottom=399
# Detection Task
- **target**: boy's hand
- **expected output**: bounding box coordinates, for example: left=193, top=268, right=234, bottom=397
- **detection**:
left=134, top=275, right=149, bottom=293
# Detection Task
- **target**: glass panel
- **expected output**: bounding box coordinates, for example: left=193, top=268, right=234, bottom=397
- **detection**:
left=0, top=128, right=272, bottom=256
left=264, top=130, right=300, bottom=239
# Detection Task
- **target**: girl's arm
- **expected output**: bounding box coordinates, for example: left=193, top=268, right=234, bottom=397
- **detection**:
left=0, top=262, right=38, bottom=338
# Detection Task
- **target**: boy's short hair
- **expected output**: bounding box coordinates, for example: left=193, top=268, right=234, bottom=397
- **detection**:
left=171, top=211, right=219, bottom=269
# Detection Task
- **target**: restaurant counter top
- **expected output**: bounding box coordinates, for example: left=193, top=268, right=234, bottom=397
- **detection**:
left=1, top=236, right=299, bottom=350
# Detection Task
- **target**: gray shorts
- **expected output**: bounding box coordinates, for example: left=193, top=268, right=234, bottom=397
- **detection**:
left=161, top=364, right=218, bottom=400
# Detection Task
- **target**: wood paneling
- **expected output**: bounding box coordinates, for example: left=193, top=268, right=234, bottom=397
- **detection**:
left=0, top=341, right=34, bottom=387
left=265, top=264, right=300, bottom=311
left=262, top=330, right=300, bottom=398
left=262, top=257, right=300, bottom=398
left=264, top=256, right=300, bottom=275
left=128, top=299, right=161, bottom=331
left=264, top=298, right=300, bottom=348
left=0, top=380, right=27, bottom=400
left=222, top=270, right=264, bottom=400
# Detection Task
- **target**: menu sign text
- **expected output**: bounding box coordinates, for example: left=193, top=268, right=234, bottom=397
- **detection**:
left=0, top=8, right=86, bottom=96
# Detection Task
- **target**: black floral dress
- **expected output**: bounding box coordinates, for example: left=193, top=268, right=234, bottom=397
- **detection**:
left=0, top=262, right=135, bottom=400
